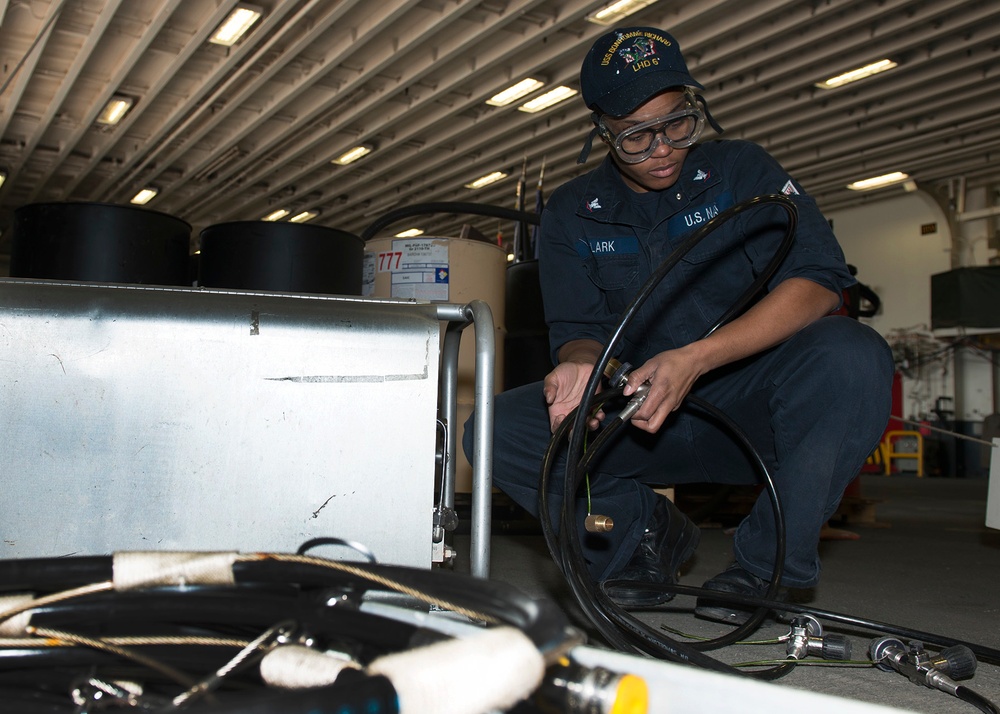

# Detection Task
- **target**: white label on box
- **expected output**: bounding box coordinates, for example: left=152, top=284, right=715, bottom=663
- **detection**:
left=383, top=238, right=449, bottom=302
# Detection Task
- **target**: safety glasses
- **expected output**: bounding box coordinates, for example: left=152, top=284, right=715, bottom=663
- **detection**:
left=600, top=99, right=706, bottom=163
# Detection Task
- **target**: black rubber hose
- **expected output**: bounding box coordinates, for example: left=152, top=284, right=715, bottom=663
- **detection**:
left=675, top=394, right=786, bottom=652
left=0, top=556, right=572, bottom=657
left=561, top=194, right=799, bottom=492
left=536, top=393, right=754, bottom=670
left=556, top=397, right=782, bottom=666
left=0, top=556, right=112, bottom=592
left=538, top=389, right=625, bottom=576
left=558, top=195, right=799, bottom=598
left=957, top=685, right=1000, bottom=714
left=539, top=407, right=737, bottom=668
left=360, top=201, right=540, bottom=241
left=232, top=559, right=571, bottom=652
left=179, top=671, right=401, bottom=714
left=0, top=690, right=90, bottom=714
left=0, top=556, right=580, bottom=713
left=21, top=587, right=431, bottom=657
left=0, top=646, right=238, bottom=682
left=538, top=195, right=799, bottom=676
left=537, top=402, right=771, bottom=669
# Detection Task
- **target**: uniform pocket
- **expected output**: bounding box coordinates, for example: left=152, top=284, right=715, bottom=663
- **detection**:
left=678, top=233, right=733, bottom=265
left=581, top=252, right=650, bottom=358
left=583, top=253, right=640, bottom=291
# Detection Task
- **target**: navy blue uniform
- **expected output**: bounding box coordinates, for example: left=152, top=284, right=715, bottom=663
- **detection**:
left=465, top=140, right=893, bottom=587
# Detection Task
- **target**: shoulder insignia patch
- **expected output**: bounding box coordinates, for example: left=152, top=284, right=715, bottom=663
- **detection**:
left=781, top=179, right=800, bottom=196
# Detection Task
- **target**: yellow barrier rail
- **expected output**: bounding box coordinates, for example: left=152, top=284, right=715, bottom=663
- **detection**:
left=883, top=430, right=924, bottom=477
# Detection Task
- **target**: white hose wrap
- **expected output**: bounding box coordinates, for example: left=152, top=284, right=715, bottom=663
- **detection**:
left=259, top=645, right=360, bottom=689
left=367, top=626, right=545, bottom=714
left=112, top=551, right=238, bottom=591
left=0, top=594, right=35, bottom=636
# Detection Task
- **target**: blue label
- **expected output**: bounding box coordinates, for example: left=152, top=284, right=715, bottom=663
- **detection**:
left=666, top=191, right=735, bottom=236
left=575, top=235, right=640, bottom=257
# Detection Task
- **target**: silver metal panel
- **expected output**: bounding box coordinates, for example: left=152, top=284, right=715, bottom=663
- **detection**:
left=0, top=280, right=440, bottom=567
left=988, top=438, right=1000, bottom=530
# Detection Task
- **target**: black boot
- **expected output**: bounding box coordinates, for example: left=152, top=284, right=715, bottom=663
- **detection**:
left=694, top=562, right=788, bottom=625
left=603, top=496, right=700, bottom=608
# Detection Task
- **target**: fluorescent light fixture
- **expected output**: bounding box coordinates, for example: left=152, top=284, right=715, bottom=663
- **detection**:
left=331, top=144, right=373, bottom=165
left=0, top=171, right=6, bottom=190
left=586, top=0, right=659, bottom=25
left=97, top=96, right=134, bottom=126
left=486, top=78, right=544, bottom=107
left=209, top=5, right=262, bottom=46
left=847, top=171, right=910, bottom=191
left=816, top=59, right=898, bottom=89
left=464, top=171, right=508, bottom=189
left=518, top=86, right=578, bottom=113
left=130, top=188, right=158, bottom=205
left=289, top=210, right=319, bottom=223
left=262, top=208, right=290, bottom=221
left=395, top=228, right=424, bottom=238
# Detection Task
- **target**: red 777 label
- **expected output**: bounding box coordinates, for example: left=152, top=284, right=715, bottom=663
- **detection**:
left=377, top=251, right=403, bottom=271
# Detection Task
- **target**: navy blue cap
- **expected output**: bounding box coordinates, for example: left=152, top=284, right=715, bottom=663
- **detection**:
left=580, top=28, right=703, bottom=116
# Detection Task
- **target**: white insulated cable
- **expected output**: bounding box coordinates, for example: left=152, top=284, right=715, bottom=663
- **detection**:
left=367, top=626, right=545, bottom=714
left=0, top=594, right=35, bottom=636
left=259, top=645, right=361, bottom=688
left=112, top=551, right=238, bottom=590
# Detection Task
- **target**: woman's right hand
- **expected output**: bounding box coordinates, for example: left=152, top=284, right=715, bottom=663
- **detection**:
left=542, top=360, right=604, bottom=433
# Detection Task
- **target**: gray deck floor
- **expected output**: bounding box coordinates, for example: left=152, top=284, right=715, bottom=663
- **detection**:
left=454, top=474, right=1000, bottom=714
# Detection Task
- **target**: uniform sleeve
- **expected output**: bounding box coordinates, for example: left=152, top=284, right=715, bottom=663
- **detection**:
left=537, top=187, right=618, bottom=364
left=728, top=142, right=854, bottom=298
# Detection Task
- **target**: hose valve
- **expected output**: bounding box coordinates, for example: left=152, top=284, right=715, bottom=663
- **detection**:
left=870, top=638, right=978, bottom=696
left=785, top=615, right=851, bottom=661
left=603, top=358, right=649, bottom=421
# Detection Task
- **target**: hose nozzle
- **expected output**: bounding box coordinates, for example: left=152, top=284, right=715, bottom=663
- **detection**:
left=585, top=514, right=614, bottom=533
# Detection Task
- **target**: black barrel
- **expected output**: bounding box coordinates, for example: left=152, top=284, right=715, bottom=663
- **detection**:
left=198, top=221, right=364, bottom=295
left=504, top=259, right=553, bottom=390
left=9, top=202, right=192, bottom=285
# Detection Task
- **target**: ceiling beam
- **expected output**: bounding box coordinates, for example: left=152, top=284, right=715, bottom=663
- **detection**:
left=22, top=0, right=188, bottom=202
left=18, top=0, right=127, bottom=148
